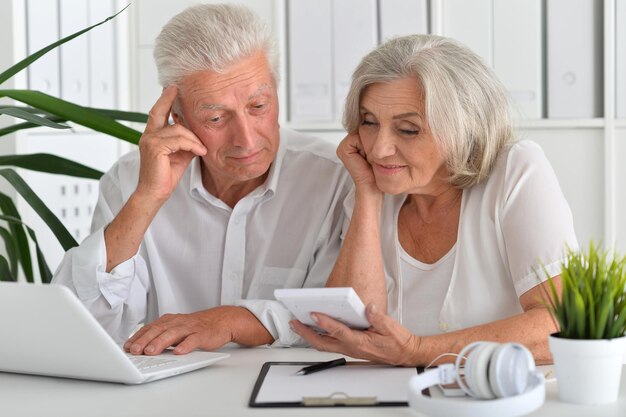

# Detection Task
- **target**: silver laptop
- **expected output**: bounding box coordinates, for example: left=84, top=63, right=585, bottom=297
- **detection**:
left=0, top=282, right=229, bottom=384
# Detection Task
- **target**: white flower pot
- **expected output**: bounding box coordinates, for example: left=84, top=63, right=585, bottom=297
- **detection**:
left=549, top=334, right=626, bottom=405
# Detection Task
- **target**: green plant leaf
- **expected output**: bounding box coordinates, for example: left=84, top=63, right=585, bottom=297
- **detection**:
left=0, top=90, right=141, bottom=144
left=0, top=117, right=65, bottom=137
left=0, top=255, right=16, bottom=282
left=0, top=105, right=147, bottom=120
left=543, top=266, right=559, bottom=307
left=0, top=105, right=54, bottom=114
left=548, top=242, right=626, bottom=339
left=0, top=169, right=77, bottom=251
left=585, top=283, right=596, bottom=338
left=0, top=6, right=129, bottom=85
left=0, top=154, right=103, bottom=179
left=560, top=267, right=575, bottom=335
left=0, top=105, right=147, bottom=124
left=0, top=226, right=19, bottom=276
left=610, top=305, right=626, bottom=337
left=24, top=226, right=52, bottom=283
left=0, top=193, right=33, bottom=282
left=0, top=214, right=53, bottom=283
left=0, top=108, right=147, bottom=138
left=573, top=290, right=586, bottom=338
left=93, top=108, right=149, bottom=124
left=0, top=107, right=70, bottom=129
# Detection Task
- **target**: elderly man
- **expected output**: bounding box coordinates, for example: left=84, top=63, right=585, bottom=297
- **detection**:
left=52, top=4, right=350, bottom=355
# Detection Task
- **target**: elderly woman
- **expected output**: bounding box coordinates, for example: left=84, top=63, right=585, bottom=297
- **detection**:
left=291, top=34, right=577, bottom=366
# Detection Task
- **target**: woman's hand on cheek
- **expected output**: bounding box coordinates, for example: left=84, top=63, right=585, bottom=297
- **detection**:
left=337, top=133, right=378, bottom=193
left=290, top=303, right=421, bottom=367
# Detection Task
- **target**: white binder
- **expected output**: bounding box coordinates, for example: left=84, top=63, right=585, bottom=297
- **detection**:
left=332, top=0, right=378, bottom=122
left=547, top=0, right=602, bottom=118
left=88, top=0, right=116, bottom=108
left=288, top=0, right=333, bottom=121
left=440, top=0, right=544, bottom=119
left=442, top=0, right=492, bottom=65
left=60, top=0, right=89, bottom=106
left=379, top=0, right=429, bottom=42
left=493, top=0, right=542, bottom=119
left=26, top=0, right=60, bottom=97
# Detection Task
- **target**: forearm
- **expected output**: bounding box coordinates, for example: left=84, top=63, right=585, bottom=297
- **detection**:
left=228, top=307, right=274, bottom=346
left=104, top=192, right=163, bottom=272
left=408, top=307, right=558, bottom=366
left=326, top=189, right=387, bottom=309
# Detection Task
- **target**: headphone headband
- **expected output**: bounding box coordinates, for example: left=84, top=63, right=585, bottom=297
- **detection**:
left=407, top=341, right=545, bottom=417
left=408, top=372, right=545, bottom=417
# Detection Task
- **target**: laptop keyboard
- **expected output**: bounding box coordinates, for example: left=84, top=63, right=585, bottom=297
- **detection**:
left=128, top=356, right=179, bottom=371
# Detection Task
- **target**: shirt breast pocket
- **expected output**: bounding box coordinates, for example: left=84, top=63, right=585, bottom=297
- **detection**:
left=252, top=266, right=307, bottom=299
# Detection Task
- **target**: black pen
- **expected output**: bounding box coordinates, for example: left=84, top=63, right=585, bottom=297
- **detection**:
left=296, top=358, right=347, bottom=375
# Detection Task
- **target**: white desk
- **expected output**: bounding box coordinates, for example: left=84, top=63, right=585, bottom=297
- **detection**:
left=1, top=347, right=625, bottom=417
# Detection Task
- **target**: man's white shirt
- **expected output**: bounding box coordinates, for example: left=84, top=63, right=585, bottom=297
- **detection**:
left=52, top=129, right=351, bottom=345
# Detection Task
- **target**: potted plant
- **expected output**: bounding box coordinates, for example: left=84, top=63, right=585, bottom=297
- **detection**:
left=545, top=242, right=626, bottom=405
left=0, top=6, right=147, bottom=283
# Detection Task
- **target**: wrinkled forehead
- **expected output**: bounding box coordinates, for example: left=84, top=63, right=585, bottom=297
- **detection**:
left=360, top=79, right=425, bottom=114
left=196, top=83, right=275, bottom=112
left=176, top=55, right=277, bottom=110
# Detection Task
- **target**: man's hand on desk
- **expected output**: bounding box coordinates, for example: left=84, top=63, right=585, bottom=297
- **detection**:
left=123, top=306, right=274, bottom=355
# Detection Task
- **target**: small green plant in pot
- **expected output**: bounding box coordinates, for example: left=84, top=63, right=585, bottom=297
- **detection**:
left=545, top=242, right=626, bottom=405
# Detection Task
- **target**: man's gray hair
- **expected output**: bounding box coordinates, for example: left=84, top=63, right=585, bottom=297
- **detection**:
left=344, top=34, right=513, bottom=188
left=154, top=4, right=279, bottom=87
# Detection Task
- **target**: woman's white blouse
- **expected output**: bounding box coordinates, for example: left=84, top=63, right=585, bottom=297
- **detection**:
left=399, top=241, right=455, bottom=335
left=343, top=140, right=578, bottom=334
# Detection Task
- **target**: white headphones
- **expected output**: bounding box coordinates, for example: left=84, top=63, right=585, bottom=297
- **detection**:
left=408, top=341, right=545, bottom=417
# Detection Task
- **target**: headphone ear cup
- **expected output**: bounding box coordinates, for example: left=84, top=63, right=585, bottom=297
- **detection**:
left=488, top=343, right=535, bottom=398
left=465, top=342, right=498, bottom=399
left=488, top=343, right=509, bottom=398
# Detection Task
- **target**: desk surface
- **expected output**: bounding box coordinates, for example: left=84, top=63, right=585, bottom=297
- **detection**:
left=1, top=346, right=625, bottom=417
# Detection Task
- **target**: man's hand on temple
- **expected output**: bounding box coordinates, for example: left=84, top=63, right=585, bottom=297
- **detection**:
left=136, top=85, right=207, bottom=204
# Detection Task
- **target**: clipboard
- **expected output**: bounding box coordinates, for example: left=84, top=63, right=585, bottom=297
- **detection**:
left=249, top=361, right=421, bottom=407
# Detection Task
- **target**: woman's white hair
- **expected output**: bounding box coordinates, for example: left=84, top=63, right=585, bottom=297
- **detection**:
left=344, top=34, right=514, bottom=188
left=154, top=4, right=279, bottom=87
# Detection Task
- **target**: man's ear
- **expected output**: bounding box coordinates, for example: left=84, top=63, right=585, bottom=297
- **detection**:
left=171, top=111, right=183, bottom=125
left=171, top=97, right=185, bottom=125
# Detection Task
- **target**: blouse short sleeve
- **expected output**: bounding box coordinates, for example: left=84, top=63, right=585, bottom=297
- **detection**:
left=498, top=141, right=578, bottom=296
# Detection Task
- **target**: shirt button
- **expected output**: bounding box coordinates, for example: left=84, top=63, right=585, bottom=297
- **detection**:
left=439, top=322, right=448, bottom=332
left=230, top=272, right=237, bottom=280
left=233, top=217, right=240, bottom=225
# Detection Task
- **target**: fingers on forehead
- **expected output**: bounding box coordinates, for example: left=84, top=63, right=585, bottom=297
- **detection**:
left=147, top=86, right=179, bottom=129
